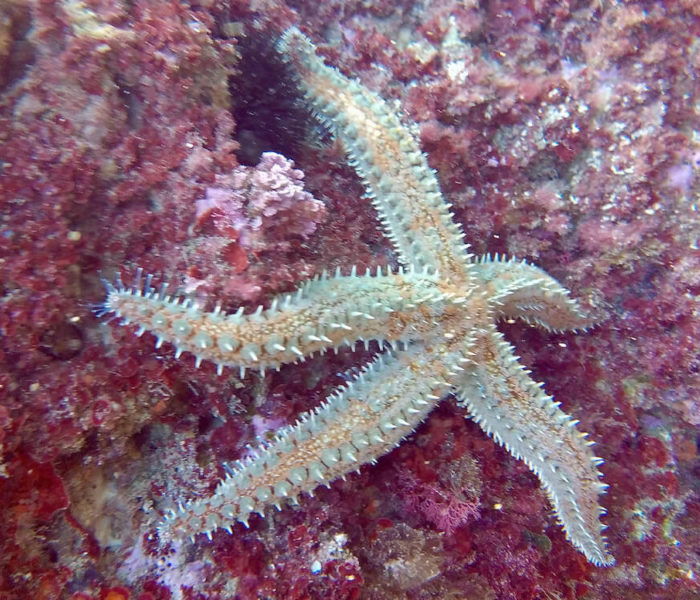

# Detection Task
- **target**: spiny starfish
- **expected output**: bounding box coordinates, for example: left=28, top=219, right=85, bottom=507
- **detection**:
left=102, top=27, right=613, bottom=566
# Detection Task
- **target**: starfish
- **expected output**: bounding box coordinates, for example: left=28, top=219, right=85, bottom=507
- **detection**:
left=102, top=27, right=613, bottom=566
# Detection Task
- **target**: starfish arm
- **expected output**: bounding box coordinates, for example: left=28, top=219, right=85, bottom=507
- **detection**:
left=278, top=27, right=474, bottom=284
left=102, top=267, right=452, bottom=375
left=158, top=343, right=462, bottom=542
left=474, top=255, right=594, bottom=332
left=454, top=327, right=613, bottom=566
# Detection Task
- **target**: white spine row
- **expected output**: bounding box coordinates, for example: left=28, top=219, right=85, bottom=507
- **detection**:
left=159, top=342, right=471, bottom=541
left=103, top=266, right=453, bottom=377
left=277, top=28, right=475, bottom=287
left=456, top=327, right=614, bottom=566
left=472, top=254, right=595, bottom=332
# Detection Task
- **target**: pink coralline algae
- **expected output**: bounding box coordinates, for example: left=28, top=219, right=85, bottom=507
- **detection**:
left=1, top=0, right=700, bottom=599
left=182, top=152, right=329, bottom=306
left=195, top=151, right=327, bottom=251
left=186, top=150, right=326, bottom=297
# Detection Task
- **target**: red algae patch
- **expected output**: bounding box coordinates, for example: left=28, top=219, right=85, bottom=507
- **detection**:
left=1, top=1, right=699, bottom=599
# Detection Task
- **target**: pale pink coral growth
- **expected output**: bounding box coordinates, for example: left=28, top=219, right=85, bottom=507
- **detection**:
left=195, top=152, right=327, bottom=252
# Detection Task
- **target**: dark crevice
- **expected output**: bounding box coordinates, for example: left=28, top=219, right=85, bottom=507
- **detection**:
left=228, top=29, right=316, bottom=166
